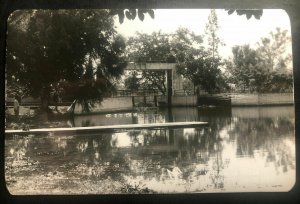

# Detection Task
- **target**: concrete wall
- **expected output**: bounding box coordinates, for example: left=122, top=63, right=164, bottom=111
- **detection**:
left=172, top=70, right=185, bottom=94
left=133, top=96, right=156, bottom=106
left=231, top=94, right=258, bottom=106
left=156, top=95, right=197, bottom=106
left=73, top=97, right=133, bottom=114
left=231, top=93, right=293, bottom=106
left=172, top=95, right=197, bottom=106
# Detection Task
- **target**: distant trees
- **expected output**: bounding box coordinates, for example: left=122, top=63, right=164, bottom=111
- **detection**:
left=226, top=28, right=293, bottom=93
left=6, top=10, right=127, bottom=112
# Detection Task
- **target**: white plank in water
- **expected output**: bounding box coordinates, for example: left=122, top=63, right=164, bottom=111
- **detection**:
left=5, top=122, right=208, bottom=134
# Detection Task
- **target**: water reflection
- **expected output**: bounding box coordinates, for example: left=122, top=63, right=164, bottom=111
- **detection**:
left=5, top=106, right=295, bottom=194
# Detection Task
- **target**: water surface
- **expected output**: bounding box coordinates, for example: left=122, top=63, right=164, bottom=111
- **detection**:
left=5, top=106, right=295, bottom=194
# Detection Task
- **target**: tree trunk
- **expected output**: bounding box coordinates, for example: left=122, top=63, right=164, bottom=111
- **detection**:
left=40, top=86, right=52, bottom=112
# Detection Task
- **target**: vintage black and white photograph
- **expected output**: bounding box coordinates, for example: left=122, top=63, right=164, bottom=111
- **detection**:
left=4, top=9, right=295, bottom=194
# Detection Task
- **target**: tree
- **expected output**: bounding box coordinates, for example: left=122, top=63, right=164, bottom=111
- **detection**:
left=176, top=54, right=227, bottom=94
left=226, top=30, right=293, bottom=93
left=256, top=27, right=292, bottom=72
left=170, top=27, right=204, bottom=62
left=6, top=10, right=127, bottom=112
left=6, top=76, right=29, bottom=103
left=126, top=31, right=174, bottom=62
left=140, top=70, right=167, bottom=95
left=175, top=12, right=228, bottom=94
left=226, top=45, right=262, bottom=92
left=204, top=9, right=224, bottom=60
left=125, top=31, right=173, bottom=95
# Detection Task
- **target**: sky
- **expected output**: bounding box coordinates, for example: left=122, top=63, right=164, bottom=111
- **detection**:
left=115, top=9, right=292, bottom=58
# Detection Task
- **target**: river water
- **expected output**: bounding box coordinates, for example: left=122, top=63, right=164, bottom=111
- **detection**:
left=5, top=106, right=295, bottom=194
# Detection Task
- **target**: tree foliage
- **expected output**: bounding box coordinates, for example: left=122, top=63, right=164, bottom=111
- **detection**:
left=124, top=71, right=140, bottom=91
left=226, top=28, right=293, bottom=93
left=226, top=45, right=261, bottom=92
left=125, top=28, right=204, bottom=95
left=176, top=10, right=228, bottom=94
left=256, top=27, right=292, bottom=72
left=225, top=9, right=263, bottom=20
left=110, top=9, right=154, bottom=24
left=176, top=54, right=227, bottom=94
left=126, top=31, right=174, bottom=62
left=204, top=9, right=224, bottom=59
left=6, top=10, right=127, bottom=111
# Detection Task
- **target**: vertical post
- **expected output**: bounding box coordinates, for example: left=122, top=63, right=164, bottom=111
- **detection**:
left=154, top=95, right=157, bottom=107
left=132, top=96, right=135, bottom=107
left=166, top=69, right=172, bottom=107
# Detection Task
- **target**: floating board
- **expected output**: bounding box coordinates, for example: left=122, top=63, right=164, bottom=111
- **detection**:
left=5, top=122, right=208, bottom=135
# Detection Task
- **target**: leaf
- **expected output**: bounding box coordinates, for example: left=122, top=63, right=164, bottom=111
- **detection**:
left=246, top=13, right=251, bottom=20
left=147, top=10, right=155, bottom=19
left=118, top=11, right=124, bottom=24
left=129, top=9, right=137, bottom=20
left=254, top=10, right=263, bottom=20
left=138, top=11, right=144, bottom=21
left=226, top=9, right=235, bottom=15
left=125, top=10, right=132, bottom=20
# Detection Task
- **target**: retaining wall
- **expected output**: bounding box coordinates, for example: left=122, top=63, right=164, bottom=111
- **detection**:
left=73, top=97, right=133, bottom=114
left=231, top=93, right=293, bottom=106
left=172, top=95, right=197, bottom=106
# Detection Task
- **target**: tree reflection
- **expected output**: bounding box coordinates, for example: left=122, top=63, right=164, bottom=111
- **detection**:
left=228, top=117, right=295, bottom=173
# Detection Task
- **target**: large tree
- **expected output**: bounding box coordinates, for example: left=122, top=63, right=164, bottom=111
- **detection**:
left=6, top=10, right=127, bottom=112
